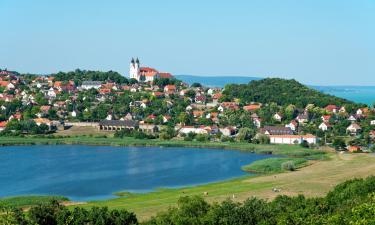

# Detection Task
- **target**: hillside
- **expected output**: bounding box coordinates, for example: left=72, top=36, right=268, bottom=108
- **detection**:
left=222, top=78, right=361, bottom=108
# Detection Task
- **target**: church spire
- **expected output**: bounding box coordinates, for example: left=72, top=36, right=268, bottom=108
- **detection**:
left=131, top=58, right=135, bottom=64
left=136, top=57, right=139, bottom=64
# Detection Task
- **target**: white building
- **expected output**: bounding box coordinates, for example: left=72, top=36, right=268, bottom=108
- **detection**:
left=81, top=81, right=102, bottom=90
left=129, top=58, right=140, bottom=80
left=178, top=126, right=208, bottom=135
left=319, top=122, right=331, bottom=131
left=269, top=134, right=318, bottom=145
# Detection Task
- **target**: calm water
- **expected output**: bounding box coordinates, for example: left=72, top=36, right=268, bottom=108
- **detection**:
left=0, top=145, right=274, bottom=201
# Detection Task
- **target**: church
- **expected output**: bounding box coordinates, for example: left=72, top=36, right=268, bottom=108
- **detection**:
left=129, top=58, right=173, bottom=82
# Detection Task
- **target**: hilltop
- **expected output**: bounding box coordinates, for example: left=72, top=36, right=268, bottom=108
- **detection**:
left=175, top=75, right=261, bottom=87
left=222, top=78, right=361, bottom=108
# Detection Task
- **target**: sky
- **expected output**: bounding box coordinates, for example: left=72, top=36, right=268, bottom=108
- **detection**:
left=0, top=0, right=374, bottom=85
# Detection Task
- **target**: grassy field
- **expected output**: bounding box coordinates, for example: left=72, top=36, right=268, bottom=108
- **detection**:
left=76, top=153, right=375, bottom=221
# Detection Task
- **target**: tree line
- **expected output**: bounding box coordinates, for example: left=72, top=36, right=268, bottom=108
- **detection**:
left=1, top=176, right=375, bottom=224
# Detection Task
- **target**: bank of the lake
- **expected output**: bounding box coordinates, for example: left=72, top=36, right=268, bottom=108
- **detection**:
left=0, top=136, right=326, bottom=158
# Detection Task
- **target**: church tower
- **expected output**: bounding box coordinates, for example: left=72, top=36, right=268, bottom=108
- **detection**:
left=129, top=57, right=140, bottom=80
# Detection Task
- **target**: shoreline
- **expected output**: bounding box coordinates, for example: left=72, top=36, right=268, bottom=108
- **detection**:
left=0, top=135, right=329, bottom=212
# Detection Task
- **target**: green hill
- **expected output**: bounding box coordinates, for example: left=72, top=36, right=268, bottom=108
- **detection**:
left=222, top=78, right=360, bottom=108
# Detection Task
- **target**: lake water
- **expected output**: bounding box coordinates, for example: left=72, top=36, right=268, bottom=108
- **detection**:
left=0, top=145, right=274, bottom=201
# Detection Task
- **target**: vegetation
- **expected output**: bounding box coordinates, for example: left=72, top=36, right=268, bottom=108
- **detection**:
left=241, top=158, right=308, bottom=173
left=53, top=69, right=131, bottom=85
left=2, top=177, right=375, bottom=224
left=0, top=196, right=68, bottom=208
left=222, top=78, right=362, bottom=108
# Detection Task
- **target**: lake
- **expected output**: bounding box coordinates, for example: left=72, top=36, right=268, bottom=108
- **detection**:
left=0, top=145, right=274, bottom=201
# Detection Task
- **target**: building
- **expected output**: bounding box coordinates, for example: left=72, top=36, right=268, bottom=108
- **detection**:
left=269, top=134, right=318, bottom=145
left=260, top=126, right=294, bottom=135
left=81, top=81, right=102, bottom=90
left=319, top=122, right=331, bottom=131
left=178, top=126, right=208, bottom=135
left=98, top=120, right=139, bottom=131
left=129, top=58, right=173, bottom=82
left=346, top=123, right=362, bottom=135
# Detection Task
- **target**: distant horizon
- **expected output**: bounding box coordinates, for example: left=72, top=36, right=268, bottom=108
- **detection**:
left=3, top=67, right=375, bottom=87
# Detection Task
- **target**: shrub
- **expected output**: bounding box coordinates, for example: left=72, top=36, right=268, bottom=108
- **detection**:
left=281, top=161, right=296, bottom=171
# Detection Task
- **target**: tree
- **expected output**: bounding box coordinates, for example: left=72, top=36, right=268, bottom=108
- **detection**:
left=236, top=127, right=255, bottom=142
left=332, top=138, right=346, bottom=150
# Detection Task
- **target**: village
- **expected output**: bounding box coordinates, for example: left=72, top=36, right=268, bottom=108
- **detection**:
left=0, top=59, right=374, bottom=153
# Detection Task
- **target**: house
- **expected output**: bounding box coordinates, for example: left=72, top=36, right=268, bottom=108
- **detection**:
left=346, top=123, right=362, bottom=135
left=139, top=122, right=159, bottom=133
left=0, top=121, right=7, bottom=131
left=259, top=126, right=294, bottom=135
left=9, top=113, right=22, bottom=121
left=296, top=113, right=309, bottom=124
left=47, top=88, right=58, bottom=98
left=162, top=115, right=171, bottom=123
left=123, top=113, right=133, bottom=120
left=178, top=126, right=208, bottom=135
left=221, top=102, right=239, bottom=110
left=319, top=122, right=331, bottom=131
left=219, top=127, right=237, bottom=136
left=321, top=115, right=332, bottom=122
left=339, top=106, right=346, bottom=113
left=269, top=134, right=318, bottom=145
left=348, top=145, right=362, bottom=153
left=273, top=113, right=283, bottom=122
left=192, top=111, right=204, bottom=118
left=195, top=95, right=206, bottom=104
left=81, top=81, right=102, bottom=90
left=285, top=120, right=298, bottom=131
left=253, top=118, right=262, bottom=128
left=348, top=115, right=357, bottom=122
left=243, top=104, right=261, bottom=112
left=325, top=105, right=339, bottom=113
left=356, top=108, right=369, bottom=115
left=33, top=118, right=52, bottom=127
left=164, top=85, right=176, bottom=94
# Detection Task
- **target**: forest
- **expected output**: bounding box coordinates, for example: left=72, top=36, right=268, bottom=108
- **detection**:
left=221, top=78, right=363, bottom=108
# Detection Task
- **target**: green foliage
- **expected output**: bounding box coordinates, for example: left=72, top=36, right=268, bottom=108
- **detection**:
left=222, top=78, right=359, bottom=108
left=242, top=157, right=307, bottom=173
left=53, top=69, right=128, bottom=85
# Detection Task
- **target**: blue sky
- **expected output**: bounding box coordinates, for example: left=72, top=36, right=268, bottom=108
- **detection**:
left=0, top=0, right=374, bottom=85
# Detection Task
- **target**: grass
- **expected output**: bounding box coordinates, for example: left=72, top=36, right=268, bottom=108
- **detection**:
left=77, top=153, right=375, bottom=221
left=241, top=158, right=309, bottom=173
left=0, top=196, right=68, bottom=208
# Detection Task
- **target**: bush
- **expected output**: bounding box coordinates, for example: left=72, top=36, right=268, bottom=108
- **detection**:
left=281, top=161, right=296, bottom=171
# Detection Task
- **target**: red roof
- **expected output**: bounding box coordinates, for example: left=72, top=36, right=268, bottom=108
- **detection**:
left=243, top=104, right=261, bottom=111
left=159, top=73, right=173, bottom=78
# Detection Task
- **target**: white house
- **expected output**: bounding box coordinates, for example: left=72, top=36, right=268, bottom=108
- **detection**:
left=371, top=120, right=375, bottom=125
left=346, top=123, right=362, bottom=135
left=273, top=113, right=283, bottom=122
left=319, top=122, right=331, bottom=131
left=269, top=134, right=318, bottom=145
left=253, top=118, right=262, bottom=128
left=47, top=88, right=57, bottom=98
left=179, top=126, right=208, bottom=135
left=81, top=81, right=102, bottom=90
left=285, top=120, right=298, bottom=131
